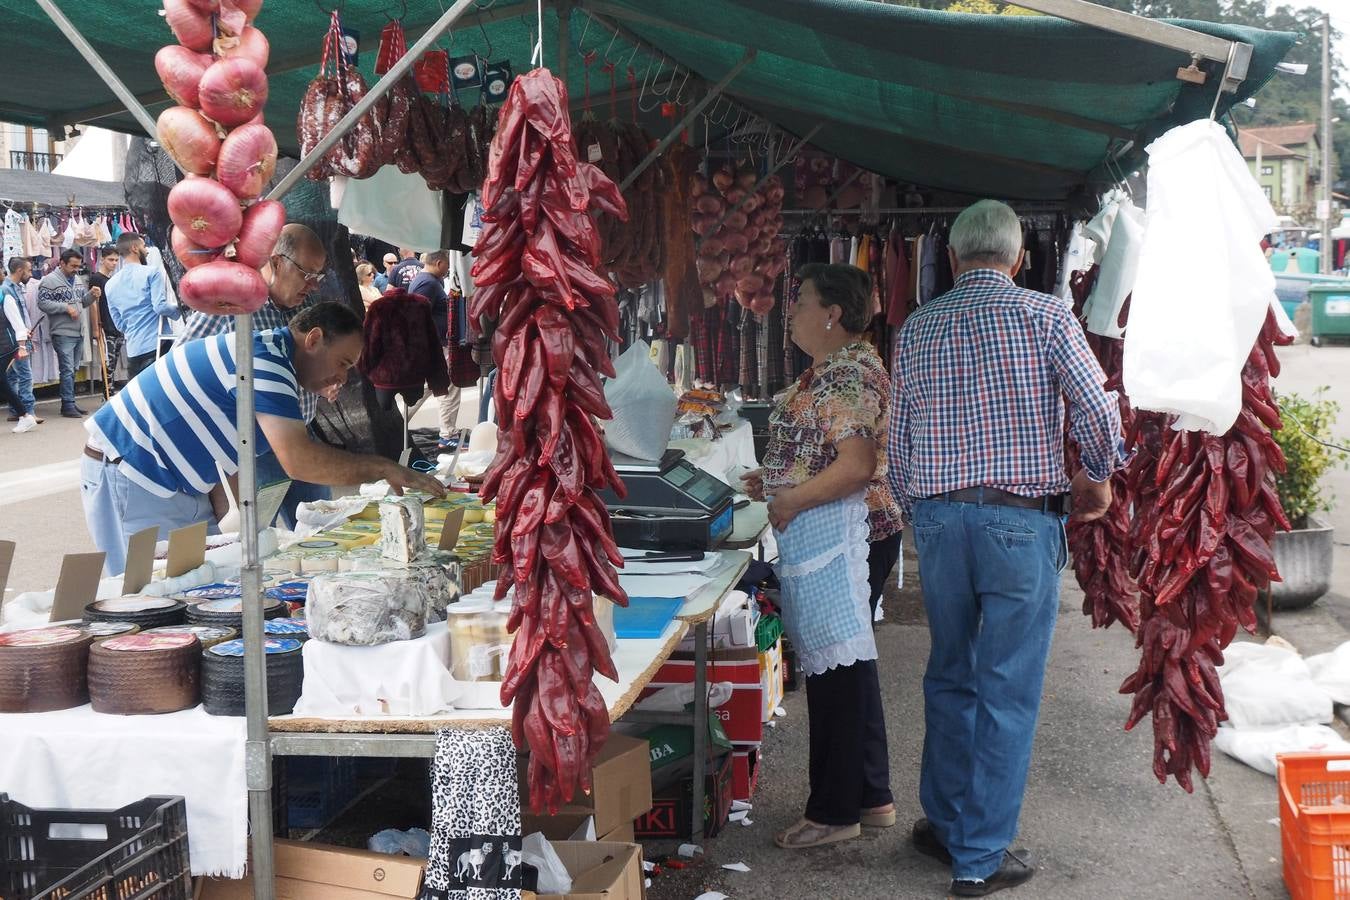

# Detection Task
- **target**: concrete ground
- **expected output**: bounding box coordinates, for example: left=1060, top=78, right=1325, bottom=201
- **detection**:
left=6, top=345, right=1350, bottom=898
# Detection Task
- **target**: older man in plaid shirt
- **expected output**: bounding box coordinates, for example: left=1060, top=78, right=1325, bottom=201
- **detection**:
left=888, top=200, right=1125, bottom=897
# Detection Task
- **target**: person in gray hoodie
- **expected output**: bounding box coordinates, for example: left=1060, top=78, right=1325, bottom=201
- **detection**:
left=37, top=249, right=96, bottom=417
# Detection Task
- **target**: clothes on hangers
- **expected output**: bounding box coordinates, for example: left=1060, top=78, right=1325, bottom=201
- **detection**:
left=358, top=288, right=450, bottom=397
left=3, top=208, right=23, bottom=263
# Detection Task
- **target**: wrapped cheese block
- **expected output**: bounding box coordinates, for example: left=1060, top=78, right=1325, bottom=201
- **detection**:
left=202, top=637, right=305, bottom=716
left=307, top=572, right=428, bottom=645
left=78, top=621, right=141, bottom=644
left=84, top=596, right=186, bottom=629
left=349, top=551, right=461, bottom=622
left=88, top=633, right=201, bottom=715
left=379, top=496, right=425, bottom=563
left=144, top=624, right=238, bottom=650
left=0, top=627, right=93, bottom=712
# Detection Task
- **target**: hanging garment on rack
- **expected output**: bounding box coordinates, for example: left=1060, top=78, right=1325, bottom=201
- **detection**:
left=359, top=288, right=451, bottom=395
left=738, top=312, right=758, bottom=398
left=719, top=303, right=742, bottom=386
left=918, top=234, right=940, bottom=305
left=23, top=277, right=58, bottom=385
left=421, top=727, right=523, bottom=900
left=3, top=209, right=23, bottom=264
left=885, top=230, right=909, bottom=328
left=20, top=216, right=46, bottom=258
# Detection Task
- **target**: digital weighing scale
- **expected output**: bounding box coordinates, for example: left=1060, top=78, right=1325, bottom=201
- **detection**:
left=598, top=449, right=735, bottom=550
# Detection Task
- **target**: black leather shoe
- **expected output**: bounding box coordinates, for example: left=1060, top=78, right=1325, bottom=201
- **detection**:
left=911, top=818, right=953, bottom=866
left=60, top=407, right=83, bottom=419
left=950, top=848, right=1036, bottom=897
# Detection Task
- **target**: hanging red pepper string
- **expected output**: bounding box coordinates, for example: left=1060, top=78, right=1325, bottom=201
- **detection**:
left=582, top=49, right=597, bottom=106
left=603, top=60, right=618, bottom=120
left=627, top=66, right=638, bottom=124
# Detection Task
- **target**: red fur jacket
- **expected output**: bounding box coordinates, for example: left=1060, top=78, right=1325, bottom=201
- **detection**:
left=358, top=288, right=450, bottom=394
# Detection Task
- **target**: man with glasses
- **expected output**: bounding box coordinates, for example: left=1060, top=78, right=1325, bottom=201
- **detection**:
left=375, top=252, right=398, bottom=292
left=176, top=223, right=332, bottom=529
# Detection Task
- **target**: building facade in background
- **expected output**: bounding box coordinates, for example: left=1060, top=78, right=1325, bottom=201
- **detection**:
left=1239, top=122, right=1322, bottom=217
left=0, top=123, right=68, bottom=173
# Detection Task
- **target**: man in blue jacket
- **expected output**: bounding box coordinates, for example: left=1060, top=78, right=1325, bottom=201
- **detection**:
left=106, top=232, right=180, bottom=380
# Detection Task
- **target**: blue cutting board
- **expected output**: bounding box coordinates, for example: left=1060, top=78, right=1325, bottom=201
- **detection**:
left=612, top=597, right=685, bottom=639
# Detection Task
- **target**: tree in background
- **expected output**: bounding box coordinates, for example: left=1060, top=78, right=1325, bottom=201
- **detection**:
left=920, top=0, right=1348, bottom=191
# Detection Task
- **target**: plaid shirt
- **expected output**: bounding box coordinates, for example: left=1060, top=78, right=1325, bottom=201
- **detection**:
left=176, top=299, right=319, bottom=423
left=887, top=269, right=1125, bottom=517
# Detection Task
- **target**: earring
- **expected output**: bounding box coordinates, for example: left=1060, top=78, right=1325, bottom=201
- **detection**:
left=826, top=321, right=833, bottom=330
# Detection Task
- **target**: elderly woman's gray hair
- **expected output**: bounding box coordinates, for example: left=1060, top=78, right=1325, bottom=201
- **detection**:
left=949, top=199, right=1023, bottom=268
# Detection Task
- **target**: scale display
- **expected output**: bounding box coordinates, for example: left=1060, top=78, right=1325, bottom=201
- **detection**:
left=599, top=450, right=736, bottom=550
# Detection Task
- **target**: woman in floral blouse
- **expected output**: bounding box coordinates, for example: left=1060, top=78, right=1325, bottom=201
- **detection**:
left=743, top=263, right=901, bottom=849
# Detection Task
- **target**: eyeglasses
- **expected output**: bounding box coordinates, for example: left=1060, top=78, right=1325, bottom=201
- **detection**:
left=280, top=253, right=326, bottom=286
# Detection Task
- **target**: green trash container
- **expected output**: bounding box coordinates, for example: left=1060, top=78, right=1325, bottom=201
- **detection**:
left=1292, top=247, right=1321, bottom=274
left=1308, top=282, right=1350, bottom=346
left=1270, top=249, right=1292, bottom=272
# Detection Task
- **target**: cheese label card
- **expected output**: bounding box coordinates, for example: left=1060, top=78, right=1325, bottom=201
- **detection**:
left=49, top=552, right=107, bottom=623
left=438, top=508, right=466, bottom=551
left=121, top=526, right=158, bottom=595
left=256, top=479, right=292, bottom=531
left=166, top=521, right=208, bottom=578
left=0, top=540, right=14, bottom=605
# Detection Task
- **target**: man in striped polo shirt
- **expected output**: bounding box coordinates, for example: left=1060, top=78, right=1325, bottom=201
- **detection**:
left=80, top=302, right=445, bottom=574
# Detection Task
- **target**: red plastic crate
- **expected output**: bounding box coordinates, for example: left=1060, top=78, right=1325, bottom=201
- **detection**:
left=1279, top=751, right=1350, bottom=899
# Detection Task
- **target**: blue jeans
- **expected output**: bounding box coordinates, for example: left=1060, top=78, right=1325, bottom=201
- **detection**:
left=51, top=333, right=82, bottom=407
left=255, top=450, right=329, bottom=531
left=7, top=349, right=35, bottom=416
left=910, top=497, right=1067, bottom=881
left=80, top=455, right=218, bottom=576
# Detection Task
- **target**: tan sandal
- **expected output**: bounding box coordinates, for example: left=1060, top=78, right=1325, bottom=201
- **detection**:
left=774, top=819, right=861, bottom=849
left=861, top=806, right=897, bottom=828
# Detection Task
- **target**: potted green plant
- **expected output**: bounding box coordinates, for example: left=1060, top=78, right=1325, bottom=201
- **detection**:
left=1269, top=388, right=1348, bottom=609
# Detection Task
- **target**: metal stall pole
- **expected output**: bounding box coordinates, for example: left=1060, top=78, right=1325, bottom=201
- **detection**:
left=267, top=0, right=486, bottom=201
left=616, top=48, right=757, bottom=192
left=233, top=317, right=274, bottom=899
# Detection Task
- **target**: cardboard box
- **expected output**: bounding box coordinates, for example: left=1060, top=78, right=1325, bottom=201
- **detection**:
left=645, top=647, right=764, bottom=745
left=759, top=639, right=783, bottom=722
left=518, top=812, right=637, bottom=846
left=531, top=841, right=645, bottom=900
left=634, top=752, right=733, bottom=841
left=199, top=839, right=425, bottom=899
left=520, top=734, right=652, bottom=837
left=731, top=747, right=760, bottom=802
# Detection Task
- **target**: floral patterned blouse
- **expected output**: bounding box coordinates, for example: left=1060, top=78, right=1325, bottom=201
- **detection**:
left=761, top=341, right=903, bottom=541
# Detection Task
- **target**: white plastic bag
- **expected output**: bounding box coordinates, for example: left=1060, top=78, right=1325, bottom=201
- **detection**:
left=1082, top=192, right=1144, bottom=339
left=520, top=833, right=572, bottom=894
left=1307, top=642, right=1350, bottom=705
left=1214, top=724, right=1350, bottom=776
left=337, top=165, right=445, bottom=249
left=1217, top=641, right=1333, bottom=728
left=1124, top=120, right=1279, bottom=434
left=603, top=341, right=678, bottom=461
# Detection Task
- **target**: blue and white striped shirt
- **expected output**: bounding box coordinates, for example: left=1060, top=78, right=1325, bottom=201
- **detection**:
left=86, top=328, right=304, bottom=498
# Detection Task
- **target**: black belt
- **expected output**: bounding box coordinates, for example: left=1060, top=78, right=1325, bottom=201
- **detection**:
left=930, top=487, right=1068, bottom=515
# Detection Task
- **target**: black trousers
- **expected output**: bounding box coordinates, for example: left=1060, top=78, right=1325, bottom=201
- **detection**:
left=802, top=533, right=901, bottom=825
left=805, top=658, right=894, bottom=825
left=127, top=351, right=156, bottom=379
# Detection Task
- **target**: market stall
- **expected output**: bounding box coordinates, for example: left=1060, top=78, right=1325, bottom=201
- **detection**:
left=0, top=0, right=1304, bottom=897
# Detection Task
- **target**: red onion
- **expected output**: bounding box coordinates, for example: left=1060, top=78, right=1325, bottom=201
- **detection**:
left=724, top=233, right=749, bottom=255
left=179, top=261, right=269, bottom=315
left=156, top=106, right=221, bottom=175
left=696, top=256, right=724, bottom=282
left=232, top=200, right=286, bottom=269
left=725, top=211, right=749, bottom=231
left=724, top=188, right=746, bottom=206
left=749, top=294, right=775, bottom=316
left=715, top=272, right=737, bottom=296
left=742, top=194, right=762, bottom=214
left=712, top=169, right=735, bottom=192
left=734, top=289, right=753, bottom=307
left=155, top=46, right=211, bottom=108
left=729, top=254, right=754, bottom=277
left=691, top=213, right=716, bottom=238
left=215, top=26, right=270, bottom=69
left=736, top=273, right=764, bottom=294
left=199, top=58, right=269, bottom=128
left=701, top=235, right=725, bottom=256
left=168, top=176, right=243, bottom=247
left=737, top=170, right=758, bottom=190
left=216, top=123, right=277, bottom=200
left=695, top=195, right=724, bottom=215
left=743, top=226, right=761, bottom=245
left=163, top=0, right=214, bottom=52
left=233, top=0, right=263, bottom=21
left=171, top=226, right=224, bottom=270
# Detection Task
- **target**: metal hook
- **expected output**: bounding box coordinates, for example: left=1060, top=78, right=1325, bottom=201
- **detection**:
left=385, top=0, right=406, bottom=20
left=577, top=10, right=594, bottom=53
left=649, top=59, right=676, bottom=97
left=637, top=56, right=666, bottom=113
left=670, top=68, right=694, bottom=105
left=601, top=27, right=620, bottom=65
left=473, top=10, right=494, bottom=58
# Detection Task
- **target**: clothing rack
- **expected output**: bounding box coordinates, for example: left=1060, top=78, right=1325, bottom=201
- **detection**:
left=781, top=205, right=1066, bottom=216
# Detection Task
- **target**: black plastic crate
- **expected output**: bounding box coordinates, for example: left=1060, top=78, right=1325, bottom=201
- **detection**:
left=0, top=794, right=191, bottom=900
left=283, top=756, right=358, bottom=829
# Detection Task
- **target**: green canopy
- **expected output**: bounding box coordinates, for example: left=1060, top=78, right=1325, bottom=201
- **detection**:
left=2, top=0, right=1297, bottom=200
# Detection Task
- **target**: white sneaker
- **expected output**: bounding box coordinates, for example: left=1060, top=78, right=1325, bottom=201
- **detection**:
left=12, top=414, right=36, bottom=434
